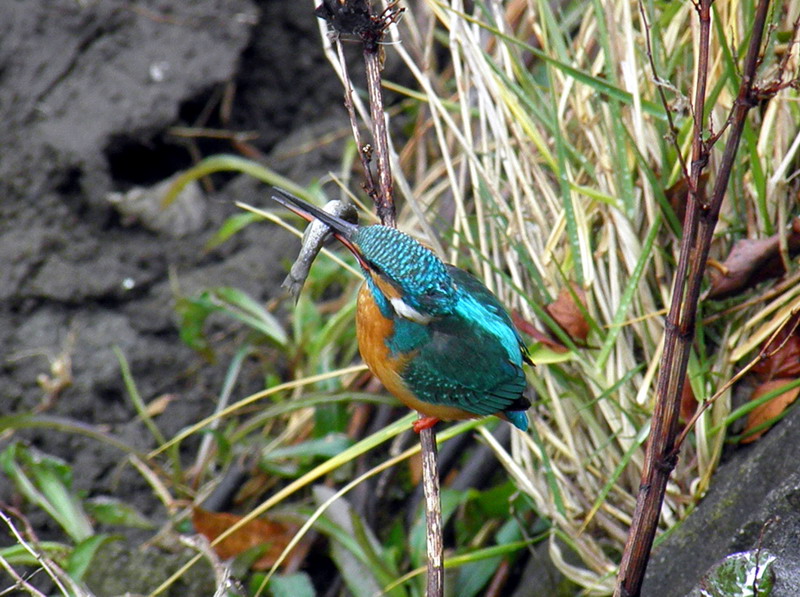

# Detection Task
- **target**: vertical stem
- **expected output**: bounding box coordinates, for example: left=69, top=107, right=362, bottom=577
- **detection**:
left=419, top=426, right=444, bottom=596
left=319, top=4, right=440, bottom=594
left=359, top=12, right=441, bottom=594
left=615, top=0, right=772, bottom=594
left=364, top=50, right=396, bottom=227
left=336, top=41, right=379, bottom=203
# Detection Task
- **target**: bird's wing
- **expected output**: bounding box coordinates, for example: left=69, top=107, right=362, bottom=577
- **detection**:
left=396, top=269, right=531, bottom=416
left=446, top=267, right=532, bottom=365
left=400, top=316, right=529, bottom=416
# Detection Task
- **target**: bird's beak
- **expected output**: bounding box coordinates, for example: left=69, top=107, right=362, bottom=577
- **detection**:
left=271, top=187, right=366, bottom=265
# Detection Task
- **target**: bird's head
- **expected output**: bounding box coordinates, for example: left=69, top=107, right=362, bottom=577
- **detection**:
left=271, top=188, right=456, bottom=320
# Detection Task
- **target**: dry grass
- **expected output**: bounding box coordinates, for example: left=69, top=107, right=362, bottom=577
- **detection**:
left=135, top=1, right=800, bottom=594
left=346, top=0, right=800, bottom=592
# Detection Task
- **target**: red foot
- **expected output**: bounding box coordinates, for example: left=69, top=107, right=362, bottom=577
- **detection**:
left=412, top=416, right=440, bottom=433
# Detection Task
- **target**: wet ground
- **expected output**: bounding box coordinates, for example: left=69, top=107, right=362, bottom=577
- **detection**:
left=0, top=0, right=348, bottom=551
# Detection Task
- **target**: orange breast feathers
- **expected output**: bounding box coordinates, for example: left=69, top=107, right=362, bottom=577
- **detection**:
left=355, top=283, right=476, bottom=421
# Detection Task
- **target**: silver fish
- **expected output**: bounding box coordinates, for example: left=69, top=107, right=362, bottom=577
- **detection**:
left=282, top=199, right=359, bottom=302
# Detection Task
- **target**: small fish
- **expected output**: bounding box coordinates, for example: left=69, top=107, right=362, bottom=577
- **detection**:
left=282, top=199, right=359, bottom=302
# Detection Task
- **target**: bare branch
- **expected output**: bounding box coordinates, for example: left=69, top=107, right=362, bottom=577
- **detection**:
left=615, top=0, right=774, bottom=594
left=420, top=427, right=443, bottom=596
left=336, top=40, right=380, bottom=205
left=637, top=0, right=691, bottom=184
left=318, top=3, right=441, bottom=594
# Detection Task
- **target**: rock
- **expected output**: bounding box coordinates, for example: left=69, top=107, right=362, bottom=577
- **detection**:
left=83, top=540, right=219, bottom=597
left=106, top=175, right=208, bottom=238
left=643, top=406, right=800, bottom=596
left=0, top=2, right=347, bottom=594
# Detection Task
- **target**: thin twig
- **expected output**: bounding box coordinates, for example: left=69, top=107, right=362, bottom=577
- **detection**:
left=363, top=48, right=396, bottom=226
left=615, top=0, right=774, bottom=594
left=751, top=8, right=800, bottom=101
left=752, top=517, right=776, bottom=595
left=419, top=426, right=444, bottom=596
left=0, top=552, right=47, bottom=597
left=336, top=40, right=380, bottom=205
left=637, top=0, right=690, bottom=184
left=0, top=508, right=74, bottom=597
left=701, top=268, right=800, bottom=325
left=674, top=309, right=800, bottom=451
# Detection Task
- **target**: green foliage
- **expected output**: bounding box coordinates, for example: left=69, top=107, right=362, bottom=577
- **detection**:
left=1, top=443, right=94, bottom=542
left=84, top=496, right=155, bottom=529
left=175, top=286, right=289, bottom=361
left=260, top=434, right=353, bottom=477
left=67, top=535, right=121, bottom=582
left=0, top=442, right=153, bottom=590
left=260, top=572, right=316, bottom=597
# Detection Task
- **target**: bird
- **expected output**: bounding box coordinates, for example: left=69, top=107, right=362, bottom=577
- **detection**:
left=271, top=188, right=532, bottom=433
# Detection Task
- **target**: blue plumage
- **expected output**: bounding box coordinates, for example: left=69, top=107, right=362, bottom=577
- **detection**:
left=269, top=188, right=532, bottom=431
left=380, top=267, right=531, bottom=430
left=354, top=227, right=456, bottom=316
left=355, top=231, right=532, bottom=429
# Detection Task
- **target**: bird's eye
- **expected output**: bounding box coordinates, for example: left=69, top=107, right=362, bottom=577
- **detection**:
left=428, top=281, right=450, bottom=297
left=422, top=287, right=445, bottom=301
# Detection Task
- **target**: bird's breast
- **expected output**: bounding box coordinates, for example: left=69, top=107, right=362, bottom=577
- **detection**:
left=355, top=283, right=474, bottom=421
left=356, top=283, right=412, bottom=398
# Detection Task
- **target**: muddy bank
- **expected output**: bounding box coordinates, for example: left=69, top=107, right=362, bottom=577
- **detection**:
left=0, top=0, right=348, bottom=537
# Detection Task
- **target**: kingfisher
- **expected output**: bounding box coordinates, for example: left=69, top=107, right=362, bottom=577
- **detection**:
left=271, top=188, right=532, bottom=433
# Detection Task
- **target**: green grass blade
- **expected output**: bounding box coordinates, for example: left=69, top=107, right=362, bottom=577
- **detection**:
left=596, top=213, right=662, bottom=368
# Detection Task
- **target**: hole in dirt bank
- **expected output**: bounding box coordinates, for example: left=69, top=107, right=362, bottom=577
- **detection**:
left=104, top=85, right=247, bottom=190
left=105, top=133, right=193, bottom=189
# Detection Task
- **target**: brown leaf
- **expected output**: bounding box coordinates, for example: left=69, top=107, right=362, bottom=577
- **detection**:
left=192, top=507, right=305, bottom=570
left=664, top=172, right=708, bottom=227
left=707, top=236, right=779, bottom=299
left=511, top=310, right=568, bottom=353
left=679, top=376, right=698, bottom=423
left=708, top=217, right=800, bottom=300
left=740, top=378, right=800, bottom=444
left=545, top=284, right=589, bottom=342
left=752, top=313, right=800, bottom=380
left=145, top=393, right=176, bottom=417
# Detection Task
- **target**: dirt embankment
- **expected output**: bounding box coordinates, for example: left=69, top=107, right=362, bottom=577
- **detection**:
left=0, top=0, right=346, bottom=546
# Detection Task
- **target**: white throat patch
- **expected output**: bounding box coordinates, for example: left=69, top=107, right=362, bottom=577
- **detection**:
left=390, top=297, right=432, bottom=324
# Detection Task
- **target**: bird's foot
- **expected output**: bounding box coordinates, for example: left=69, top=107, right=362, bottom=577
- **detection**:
left=412, top=416, right=440, bottom=433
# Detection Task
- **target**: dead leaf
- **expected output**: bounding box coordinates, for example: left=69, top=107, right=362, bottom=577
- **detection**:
left=752, top=312, right=800, bottom=381
left=740, top=378, right=800, bottom=444
left=708, top=217, right=800, bottom=300
left=679, top=376, right=698, bottom=423
left=145, top=393, right=176, bottom=417
left=545, top=284, right=589, bottom=343
left=707, top=237, right=779, bottom=299
left=192, top=507, right=305, bottom=570
left=664, top=172, right=709, bottom=227
left=511, top=310, right=568, bottom=353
